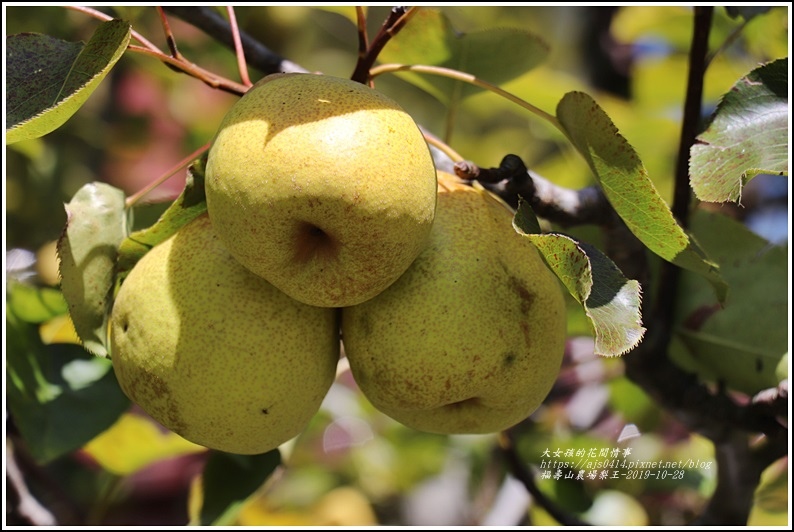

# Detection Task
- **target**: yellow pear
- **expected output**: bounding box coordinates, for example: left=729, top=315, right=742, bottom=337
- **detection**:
left=341, top=172, right=567, bottom=434
left=205, top=73, right=438, bottom=308
left=110, top=214, right=340, bottom=454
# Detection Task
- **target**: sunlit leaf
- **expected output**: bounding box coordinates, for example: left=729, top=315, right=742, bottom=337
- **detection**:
left=690, top=58, right=788, bottom=203
left=5, top=312, right=129, bottom=463
left=57, top=182, right=129, bottom=358
left=514, top=201, right=645, bottom=357
left=200, top=450, right=281, bottom=525
left=116, top=156, right=208, bottom=284
left=379, top=8, right=548, bottom=104
left=83, top=412, right=206, bottom=476
left=39, top=314, right=81, bottom=345
left=6, top=19, right=131, bottom=144
left=671, top=209, right=788, bottom=394
left=556, top=91, right=727, bottom=303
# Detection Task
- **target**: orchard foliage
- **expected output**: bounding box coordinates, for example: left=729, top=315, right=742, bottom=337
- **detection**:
left=5, top=5, right=789, bottom=526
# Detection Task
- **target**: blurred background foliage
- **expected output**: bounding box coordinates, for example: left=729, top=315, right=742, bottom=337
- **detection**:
left=4, top=5, right=789, bottom=526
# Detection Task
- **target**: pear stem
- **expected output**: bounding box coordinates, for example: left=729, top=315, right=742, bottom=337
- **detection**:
left=226, top=6, right=253, bottom=87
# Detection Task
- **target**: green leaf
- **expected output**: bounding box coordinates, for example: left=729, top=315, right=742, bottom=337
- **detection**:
left=7, top=281, right=68, bottom=323
left=379, top=8, right=548, bottom=104
left=57, top=182, right=129, bottom=358
left=514, top=201, right=645, bottom=357
left=724, top=6, right=773, bottom=20
left=116, top=156, right=208, bottom=284
left=5, top=312, right=130, bottom=463
left=556, top=91, right=727, bottom=303
left=690, top=58, right=789, bottom=203
left=200, top=450, right=281, bottom=526
left=311, top=5, right=359, bottom=25
left=6, top=19, right=131, bottom=144
left=670, top=209, right=788, bottom=394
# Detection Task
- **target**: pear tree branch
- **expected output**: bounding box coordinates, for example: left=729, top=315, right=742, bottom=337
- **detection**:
left=621, top=8, right=788, bottom=524
left=454, top=155, right=612, bottom=227
left=355, top=6, right=369, bottom=68
left=161, top=6, right=308, bottom=76
left=498, top=431, right=591, bottom=526
left=351, top=6, right=419, bottom=85
left=68, top=5, right=251, bottom=95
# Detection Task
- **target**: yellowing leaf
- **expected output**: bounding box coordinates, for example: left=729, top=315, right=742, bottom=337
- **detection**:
left=83, top=412, right=206, bottom=476
left=39, top=314, right=80, bottom=345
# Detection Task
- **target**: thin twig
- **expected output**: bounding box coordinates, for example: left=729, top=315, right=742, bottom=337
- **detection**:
left=156, top=6, right=182, bottom=59
left=126, top=143, right=210, bottom=207
left=705, top=18, right=750, bottom=68
left=161, top=6, right=307, bottom=75
left=66, top=5, right=162, bottom=53
left=226, top=6, right=252, bottom=87
left=370, top=63, right=558, bottom=126
left=127, top=45, right=249, bottom=95
left=70, top=5, right=251, bottom=95
left=350, top=6, right=418, bottom=84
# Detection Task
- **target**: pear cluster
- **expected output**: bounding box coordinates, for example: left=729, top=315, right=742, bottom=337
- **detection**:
left=109, top=74, right=566, bottom=455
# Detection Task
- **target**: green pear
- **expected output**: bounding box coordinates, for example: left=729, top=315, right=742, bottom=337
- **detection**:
left=341, top=173, right=567, bottom=434
left=205, top=73, right=438, bottom=308
left=110, top=214, right=340, bottom=454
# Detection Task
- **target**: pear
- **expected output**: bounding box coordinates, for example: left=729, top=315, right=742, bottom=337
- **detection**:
left=110, top=214, right=340, bottom=454
left=341, top=172, right=567, bottom=434
left=205, top=73, right=438, bottom=308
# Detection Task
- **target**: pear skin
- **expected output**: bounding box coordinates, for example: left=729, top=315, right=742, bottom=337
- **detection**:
left=342, top=173, right=566, bottom=434
left=205, top=73, right=437, bottom=308
left=110, top=214, right=340, bottom=454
